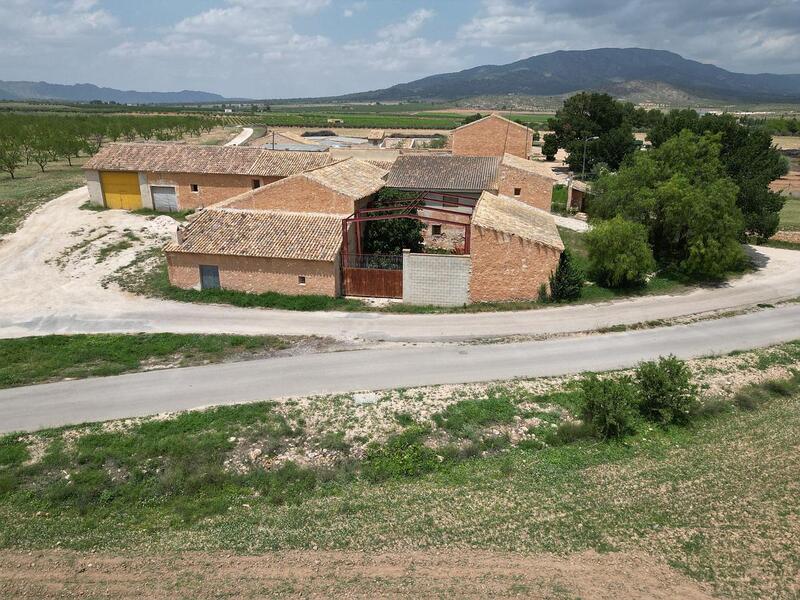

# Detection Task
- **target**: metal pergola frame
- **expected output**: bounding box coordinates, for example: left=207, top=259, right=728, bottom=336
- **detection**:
left=342, top=202, right=472, bottom=257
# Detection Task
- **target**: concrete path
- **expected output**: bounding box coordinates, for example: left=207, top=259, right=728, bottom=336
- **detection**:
left=2, top=303, right=799, bottom=433
left=225, top=127, right=253, bottom=146
left=1, top=188, right=799, bottom=342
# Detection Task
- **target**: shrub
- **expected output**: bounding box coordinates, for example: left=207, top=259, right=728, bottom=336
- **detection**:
left=542, top=421, right=595, bottom=446
left=548, top=249, right=583, bottom=301
left=361, top=426, right=440, bottom=482
left=586, top=217, right=655, bottom=288
left=635, top=355, right=698, bottom=425
left=579, top=376, right=639, bottom=439
left=432, top=396, right=516, bottom=438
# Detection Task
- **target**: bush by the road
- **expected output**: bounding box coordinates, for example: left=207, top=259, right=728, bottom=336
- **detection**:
left=587, top=216, right=655, bottom=288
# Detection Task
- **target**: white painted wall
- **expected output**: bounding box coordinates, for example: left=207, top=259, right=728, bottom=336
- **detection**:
left=85, top=169, right=104, bottom=206
left=138, top=172, right=154, bottom=209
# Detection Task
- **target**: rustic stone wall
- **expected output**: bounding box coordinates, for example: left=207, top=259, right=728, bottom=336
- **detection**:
left=469, top=225, right=561, bottom=302
left=226, top=176, right=369, bottom=215
left=452, top=117, right=531, bottom=159
left=146, top=173, right=281, bottom=210
left=496, top=164, right=554, bottom=212
left=166, top=252, right=339, bottom=296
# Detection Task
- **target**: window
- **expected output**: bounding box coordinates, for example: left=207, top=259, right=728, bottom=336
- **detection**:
left=513, top=187, right=522, bottom=196
left=298, top=275, right=306, bottom=285
left=190, top=183, right=199, bottom=192
left=252, top=179, right=261, bottom=189
left=199, top=265, right=220, bottom=290
left=431, top=224, right=442, bottom=235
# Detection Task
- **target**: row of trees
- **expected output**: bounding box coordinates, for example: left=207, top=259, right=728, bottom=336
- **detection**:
left=0, top=114, right=217, bottom=179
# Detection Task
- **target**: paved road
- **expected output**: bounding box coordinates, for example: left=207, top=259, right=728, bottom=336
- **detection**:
left=2, top=304, right=799, bottom=433
left=225, top=127, right=253, bottom=146
left=1, top=189, right=799, bottom=343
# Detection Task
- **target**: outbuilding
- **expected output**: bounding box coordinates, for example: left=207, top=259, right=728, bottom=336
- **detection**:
left=165, top=208, right=343, bottom=296
left=469, top=191, right=563, bottom=302
left=215, top=157, right=388, bottom=215
left=451, top=114, right=533, bottom=159
left=83, top=143, right=335, bottom=212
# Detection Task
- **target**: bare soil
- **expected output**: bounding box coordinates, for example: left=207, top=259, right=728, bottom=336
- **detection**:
left=0, top=549, right=713, bottom=599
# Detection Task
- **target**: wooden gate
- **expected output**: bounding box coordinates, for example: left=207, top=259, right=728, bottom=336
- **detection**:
left=342, top=254, right=402, bottom=298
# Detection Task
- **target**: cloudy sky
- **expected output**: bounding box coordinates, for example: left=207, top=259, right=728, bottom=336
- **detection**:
left=1, top=0, right=798, bottom=98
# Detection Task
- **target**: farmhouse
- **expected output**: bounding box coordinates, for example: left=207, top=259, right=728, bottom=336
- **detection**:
left=165, top=209, right=343, bottom=296
left=83, top=143, right=335, bottom=211
left=451, top=114, right=532, bottom=159
left=216, top=157, right=387, bottom=215
left=469, top=191, right=563, bottom=302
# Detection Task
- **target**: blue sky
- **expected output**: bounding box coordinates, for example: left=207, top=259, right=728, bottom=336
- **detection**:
left=1, top=0, right=799, bottom=98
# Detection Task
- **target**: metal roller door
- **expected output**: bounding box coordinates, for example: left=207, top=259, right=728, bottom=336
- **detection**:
left=100, top=171, right=141, bottom=210
left=151, top=186, right=178, bottom=212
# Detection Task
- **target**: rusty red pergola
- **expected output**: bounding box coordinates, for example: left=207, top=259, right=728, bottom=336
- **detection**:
left=341, top=191, right=478, bottom=257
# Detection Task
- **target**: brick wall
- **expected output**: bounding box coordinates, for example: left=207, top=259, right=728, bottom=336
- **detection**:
left=225, top=175, right=370, bottom=214
left=147, top=173, right=281, bottom=210
left=452, top=116, right=530, bottom=159
left=496, top=164, right=555, bottom=212
left=469, top=225, right=561, bottom=302
left=166, top=252, right=339, bottom=296
left=402, top=251, right=471, bottom=306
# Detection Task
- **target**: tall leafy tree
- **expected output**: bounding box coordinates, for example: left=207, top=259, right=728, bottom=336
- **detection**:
left=547, top=92, right=637, bottom=173
left=590, top=131, right=745, bottom=279
left=649, top=110, right=788, bottom=239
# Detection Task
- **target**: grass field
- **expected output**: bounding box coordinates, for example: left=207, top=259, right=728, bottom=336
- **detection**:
left=0, top=348, right=798, bottom=599
left=779, top=195, right=800, bottom=230
left=0, top=333, right=300, bottom=389
left=0, top=156, right=87, bottom=236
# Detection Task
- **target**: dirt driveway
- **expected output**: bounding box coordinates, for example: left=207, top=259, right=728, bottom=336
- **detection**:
left=0, top=188, right=799, bottom=342
left=0, top=548, right=713, bottom=599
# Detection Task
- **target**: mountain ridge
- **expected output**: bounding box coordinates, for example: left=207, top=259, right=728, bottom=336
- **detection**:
left=337, top=48, right=800, bottom=103
left=0, top=80, right=226, bottom=104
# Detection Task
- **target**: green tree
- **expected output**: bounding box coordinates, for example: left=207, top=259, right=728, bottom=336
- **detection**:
left=548, top=249, right=583, bottom=301
left=0, top=139, right=23, bottom=179
left=541, top=133, right=558, bottom=161
left=547, top=92, right=637, bottom=172
left=590, top=130, right=745, bottom=279
left=586, top=216, right=655, bottom=288
left=649, top=110, right=787, bottom=239
left=362, top=188, right=425, bottom=254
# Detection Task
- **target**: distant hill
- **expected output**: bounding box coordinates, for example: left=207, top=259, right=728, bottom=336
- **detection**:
left=0, top=80, right=226, bottom=104
left=339, top=48, right=800, bottom=103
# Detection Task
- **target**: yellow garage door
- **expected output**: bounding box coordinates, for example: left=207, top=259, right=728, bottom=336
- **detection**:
left=100, top=171, right=142, bottom=210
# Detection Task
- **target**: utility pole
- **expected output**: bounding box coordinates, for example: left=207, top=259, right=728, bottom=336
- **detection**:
left=581, top=135, right=599, bottom=180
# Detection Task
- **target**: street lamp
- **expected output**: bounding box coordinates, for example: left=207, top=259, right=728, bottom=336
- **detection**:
left=581, top=136, right=599, bottom=181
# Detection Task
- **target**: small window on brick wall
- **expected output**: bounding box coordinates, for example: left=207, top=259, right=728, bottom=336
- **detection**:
left=298, top=275, right=306, bottom=285
left=252, top=179, right=261, bottom=189
left=190, top=183, right=199, bottom=192
left=513, top=187, right=522, bottom=196
left=431, top=224, right=442, bottom=235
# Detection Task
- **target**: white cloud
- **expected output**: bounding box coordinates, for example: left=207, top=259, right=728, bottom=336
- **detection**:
left=378, top=8, right=435, bottom=40
left=344, top=1, right=367, bottom=18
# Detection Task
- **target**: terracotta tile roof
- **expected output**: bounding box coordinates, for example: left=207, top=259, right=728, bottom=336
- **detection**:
left=164, top=208, right=343, bottom=262
left=570, top=179, right=591, bottom=192
left=501, top=153, right=565, bottom=182
left=365, top=159, right=395, bottom=170
left=303, top=158, right=388, bottom=199
left=83, top=142, right=335, bottom=177
left=453, top=113, right=531, bottom=132
left=385, top=155, right=500, bottom=191
left=212, top=158, right=387, bottom=210
left=472, top=191, right=564, bottom=251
